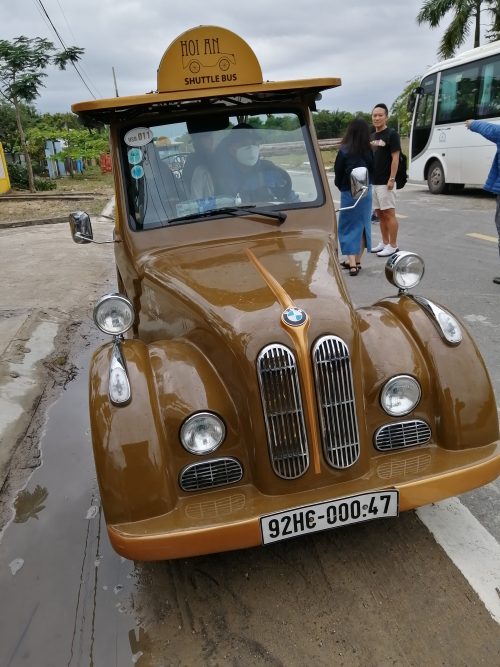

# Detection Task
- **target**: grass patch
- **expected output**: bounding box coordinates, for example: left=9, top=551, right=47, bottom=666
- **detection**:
left=56, top=166, right=114, bottom=193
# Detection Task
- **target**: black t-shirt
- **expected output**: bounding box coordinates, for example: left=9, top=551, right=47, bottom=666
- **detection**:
left=371, top=127, right=401, bottom=185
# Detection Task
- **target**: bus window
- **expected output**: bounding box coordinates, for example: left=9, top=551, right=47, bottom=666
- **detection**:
left=478, top=56, right=500, bottom=117
left=437, top=64, right=479, bottom=123
left=415, top=85, right=435, bottom=128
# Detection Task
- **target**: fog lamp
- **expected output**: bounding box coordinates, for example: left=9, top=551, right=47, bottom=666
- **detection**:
left=109, top=342, right=131, bottom=405
left=385, top=251, right=425, bottom=291
left=180, top=412, right=225, bottom=455
left=380, top=375, right=421, bottom=416
left=93, top=294, right=134, bottom=336
left=412, top=296, right=462, bottom=345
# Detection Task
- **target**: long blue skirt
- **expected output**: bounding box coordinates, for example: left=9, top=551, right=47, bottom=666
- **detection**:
left=338, top=186, right=372, bottom=255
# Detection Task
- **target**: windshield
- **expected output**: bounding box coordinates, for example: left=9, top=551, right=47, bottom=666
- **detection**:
left=120, top=111, right=323, bottom=230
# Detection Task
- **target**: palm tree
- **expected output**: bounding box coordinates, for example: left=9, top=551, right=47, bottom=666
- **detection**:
left=487, top=0, right=500, bottom=41
left=417, top=0, right=500, bottom=59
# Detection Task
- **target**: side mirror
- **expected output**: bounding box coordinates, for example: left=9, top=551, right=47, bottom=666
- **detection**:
left=69, top=211, right=115, bottom=245
left=336, top=167, right=369, bottom=213
left=350, top=167, right=369, bottom=199
left=69, top=211, right=93, bottom=244
left=407, top=86, right=424, bottom=113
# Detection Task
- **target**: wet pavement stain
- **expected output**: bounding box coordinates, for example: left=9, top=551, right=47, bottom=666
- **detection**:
left=0, top=338, right=142, bottom=667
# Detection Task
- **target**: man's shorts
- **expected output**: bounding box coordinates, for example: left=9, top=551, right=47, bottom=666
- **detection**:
left=373, top=184, right=397, bottom=210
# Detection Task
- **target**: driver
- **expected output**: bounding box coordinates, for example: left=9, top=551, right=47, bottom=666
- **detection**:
left=216, top=123, right=299, bottom=204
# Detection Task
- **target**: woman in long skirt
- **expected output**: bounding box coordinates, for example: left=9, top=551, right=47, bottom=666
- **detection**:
left=334, top=118, right=374, bottom=276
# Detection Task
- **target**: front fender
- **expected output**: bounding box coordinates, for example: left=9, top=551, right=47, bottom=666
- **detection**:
left=358, top=295, right=498, bottom=449
left=89, top=338, right=237, bottom=524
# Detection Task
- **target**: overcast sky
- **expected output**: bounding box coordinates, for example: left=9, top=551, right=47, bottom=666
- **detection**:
left=1, top=0, right=485, bottom=116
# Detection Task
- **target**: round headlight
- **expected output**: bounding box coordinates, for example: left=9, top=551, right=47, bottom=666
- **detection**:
left=93, top=293, right=134, bottom=335
left=380, top=375, right=421, bottom=416
left=180, top=412, right=226, bottom=455
left=385, top=251, right=425, bottom=290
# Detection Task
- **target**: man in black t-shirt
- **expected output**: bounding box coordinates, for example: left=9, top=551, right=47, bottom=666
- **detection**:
left=370, top=103, right=401, bottom=256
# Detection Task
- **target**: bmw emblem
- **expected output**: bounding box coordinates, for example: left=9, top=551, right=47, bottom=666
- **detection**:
left=282, top=306, right=307, bottom=327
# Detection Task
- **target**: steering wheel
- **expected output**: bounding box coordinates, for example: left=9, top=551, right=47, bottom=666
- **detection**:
left=264, top=165, right=293, bottom=201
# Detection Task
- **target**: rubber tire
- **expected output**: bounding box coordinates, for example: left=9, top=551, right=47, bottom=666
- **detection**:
left=427, top=159, right=447, bottom=194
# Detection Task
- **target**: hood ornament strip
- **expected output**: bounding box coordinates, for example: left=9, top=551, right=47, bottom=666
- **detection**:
left=245, top=248, right=321, bottom=474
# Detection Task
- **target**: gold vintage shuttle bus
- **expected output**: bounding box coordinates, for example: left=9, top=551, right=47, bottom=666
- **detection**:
left=70, top=26, right=500, bottom=561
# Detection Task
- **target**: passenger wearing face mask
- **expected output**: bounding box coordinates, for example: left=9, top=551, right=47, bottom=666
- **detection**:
left=216, top=123, right=299, bottom=204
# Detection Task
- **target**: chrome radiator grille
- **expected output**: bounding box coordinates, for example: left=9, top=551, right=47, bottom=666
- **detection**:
left=179, top=458, right=243, bottom=491
left=257, top=344, right=309, bottom=478
left=312, top=336, right=360, bottom=468
left=374, top=420, right=431, bottom=451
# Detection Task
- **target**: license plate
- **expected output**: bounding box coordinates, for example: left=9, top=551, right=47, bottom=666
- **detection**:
left=260, top=490, right=399, bottom=544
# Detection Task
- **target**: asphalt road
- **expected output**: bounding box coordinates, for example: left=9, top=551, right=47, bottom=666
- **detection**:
left=0, top=182, right=500, bottom=666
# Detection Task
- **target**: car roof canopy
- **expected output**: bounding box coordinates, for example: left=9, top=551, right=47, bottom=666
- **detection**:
left=72, top=25, right=341, bottom=125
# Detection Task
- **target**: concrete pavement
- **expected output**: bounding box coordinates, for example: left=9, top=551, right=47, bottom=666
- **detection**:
left=0, top=200, right=115, bottom=491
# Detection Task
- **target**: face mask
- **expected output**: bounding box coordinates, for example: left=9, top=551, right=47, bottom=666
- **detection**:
left=236, top=144, right=259, bottom=166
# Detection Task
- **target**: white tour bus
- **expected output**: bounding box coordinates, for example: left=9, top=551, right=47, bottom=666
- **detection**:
left=409, top=40, right=500, bottom=194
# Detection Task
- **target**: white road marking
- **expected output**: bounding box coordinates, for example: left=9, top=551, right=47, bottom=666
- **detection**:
left=467, top=232, right=498, bottom=243
left=417, top=498, right=500, bottom=624
left=463, top=314, right=495, bottom=327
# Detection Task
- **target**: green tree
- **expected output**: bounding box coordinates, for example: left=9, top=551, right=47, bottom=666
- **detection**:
left=417, top=0, right=500, bottom=59
left=56, top=127, right=109, bottom=165
left=487, top=0, right=500, bottom=40
left=0, top=100, right=38, bottom=153
left=390, top=76, right=423, bottom=136
left=27, top=124, right=109, bottom=176
left=313, top=110, right=355, bottom=139
left=38, top=111, right=81, bottom=131
left=0, top=36, right=84, bottom=191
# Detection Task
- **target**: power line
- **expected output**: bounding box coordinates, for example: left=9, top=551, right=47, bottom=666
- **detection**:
left=54, top=0, right=103, bottom=97
left=32, top=0, right=98, bottom=99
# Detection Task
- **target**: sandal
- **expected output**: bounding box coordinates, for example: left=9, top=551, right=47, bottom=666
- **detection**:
left=341, top=260, right=362, bottom=270
left=349, top=266, right=359, bottom=276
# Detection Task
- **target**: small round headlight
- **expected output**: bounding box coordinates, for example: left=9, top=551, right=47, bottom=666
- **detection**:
left=93, top=293, right=134, bottom=335
left=380, top=375, right=421, bottom=416
left=180, top=412, right=226, bottom=455
left=385, top=251, right=425, bottom=290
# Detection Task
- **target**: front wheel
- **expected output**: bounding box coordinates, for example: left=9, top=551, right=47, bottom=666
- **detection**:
left=427, top=160, right=447, bottom=194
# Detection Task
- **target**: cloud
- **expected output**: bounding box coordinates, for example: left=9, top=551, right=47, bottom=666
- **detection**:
left=2, top=0, right=458, bottom=115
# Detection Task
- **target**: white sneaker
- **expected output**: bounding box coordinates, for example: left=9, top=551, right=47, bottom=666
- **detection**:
left=371, top=242, right=385, bottom=253
left=377, top=244, right=399, bottom=257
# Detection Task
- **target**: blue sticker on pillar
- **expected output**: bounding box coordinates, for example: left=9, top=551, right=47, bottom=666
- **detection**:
left=131, top=165, right=144, bottom=180
left=128, top=148, right=142, bottom=165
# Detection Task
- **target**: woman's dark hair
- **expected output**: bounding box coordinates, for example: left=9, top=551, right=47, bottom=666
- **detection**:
left=341, top=117, right=371, bottom=155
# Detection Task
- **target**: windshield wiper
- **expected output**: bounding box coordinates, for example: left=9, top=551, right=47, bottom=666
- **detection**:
left=219, top=206, right=287, bottom=223
left=167, top=205, right=286, bottom=225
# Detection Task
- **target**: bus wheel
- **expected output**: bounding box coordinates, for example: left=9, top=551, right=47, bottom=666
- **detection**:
left=427, top=160, right=447, bottom=194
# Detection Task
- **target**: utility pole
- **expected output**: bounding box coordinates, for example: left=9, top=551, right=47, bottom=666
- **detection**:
left=112, top=67, right=119, bottom=97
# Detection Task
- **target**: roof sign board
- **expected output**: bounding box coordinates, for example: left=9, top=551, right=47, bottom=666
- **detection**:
left=157, top=25, right=263, bottom=93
